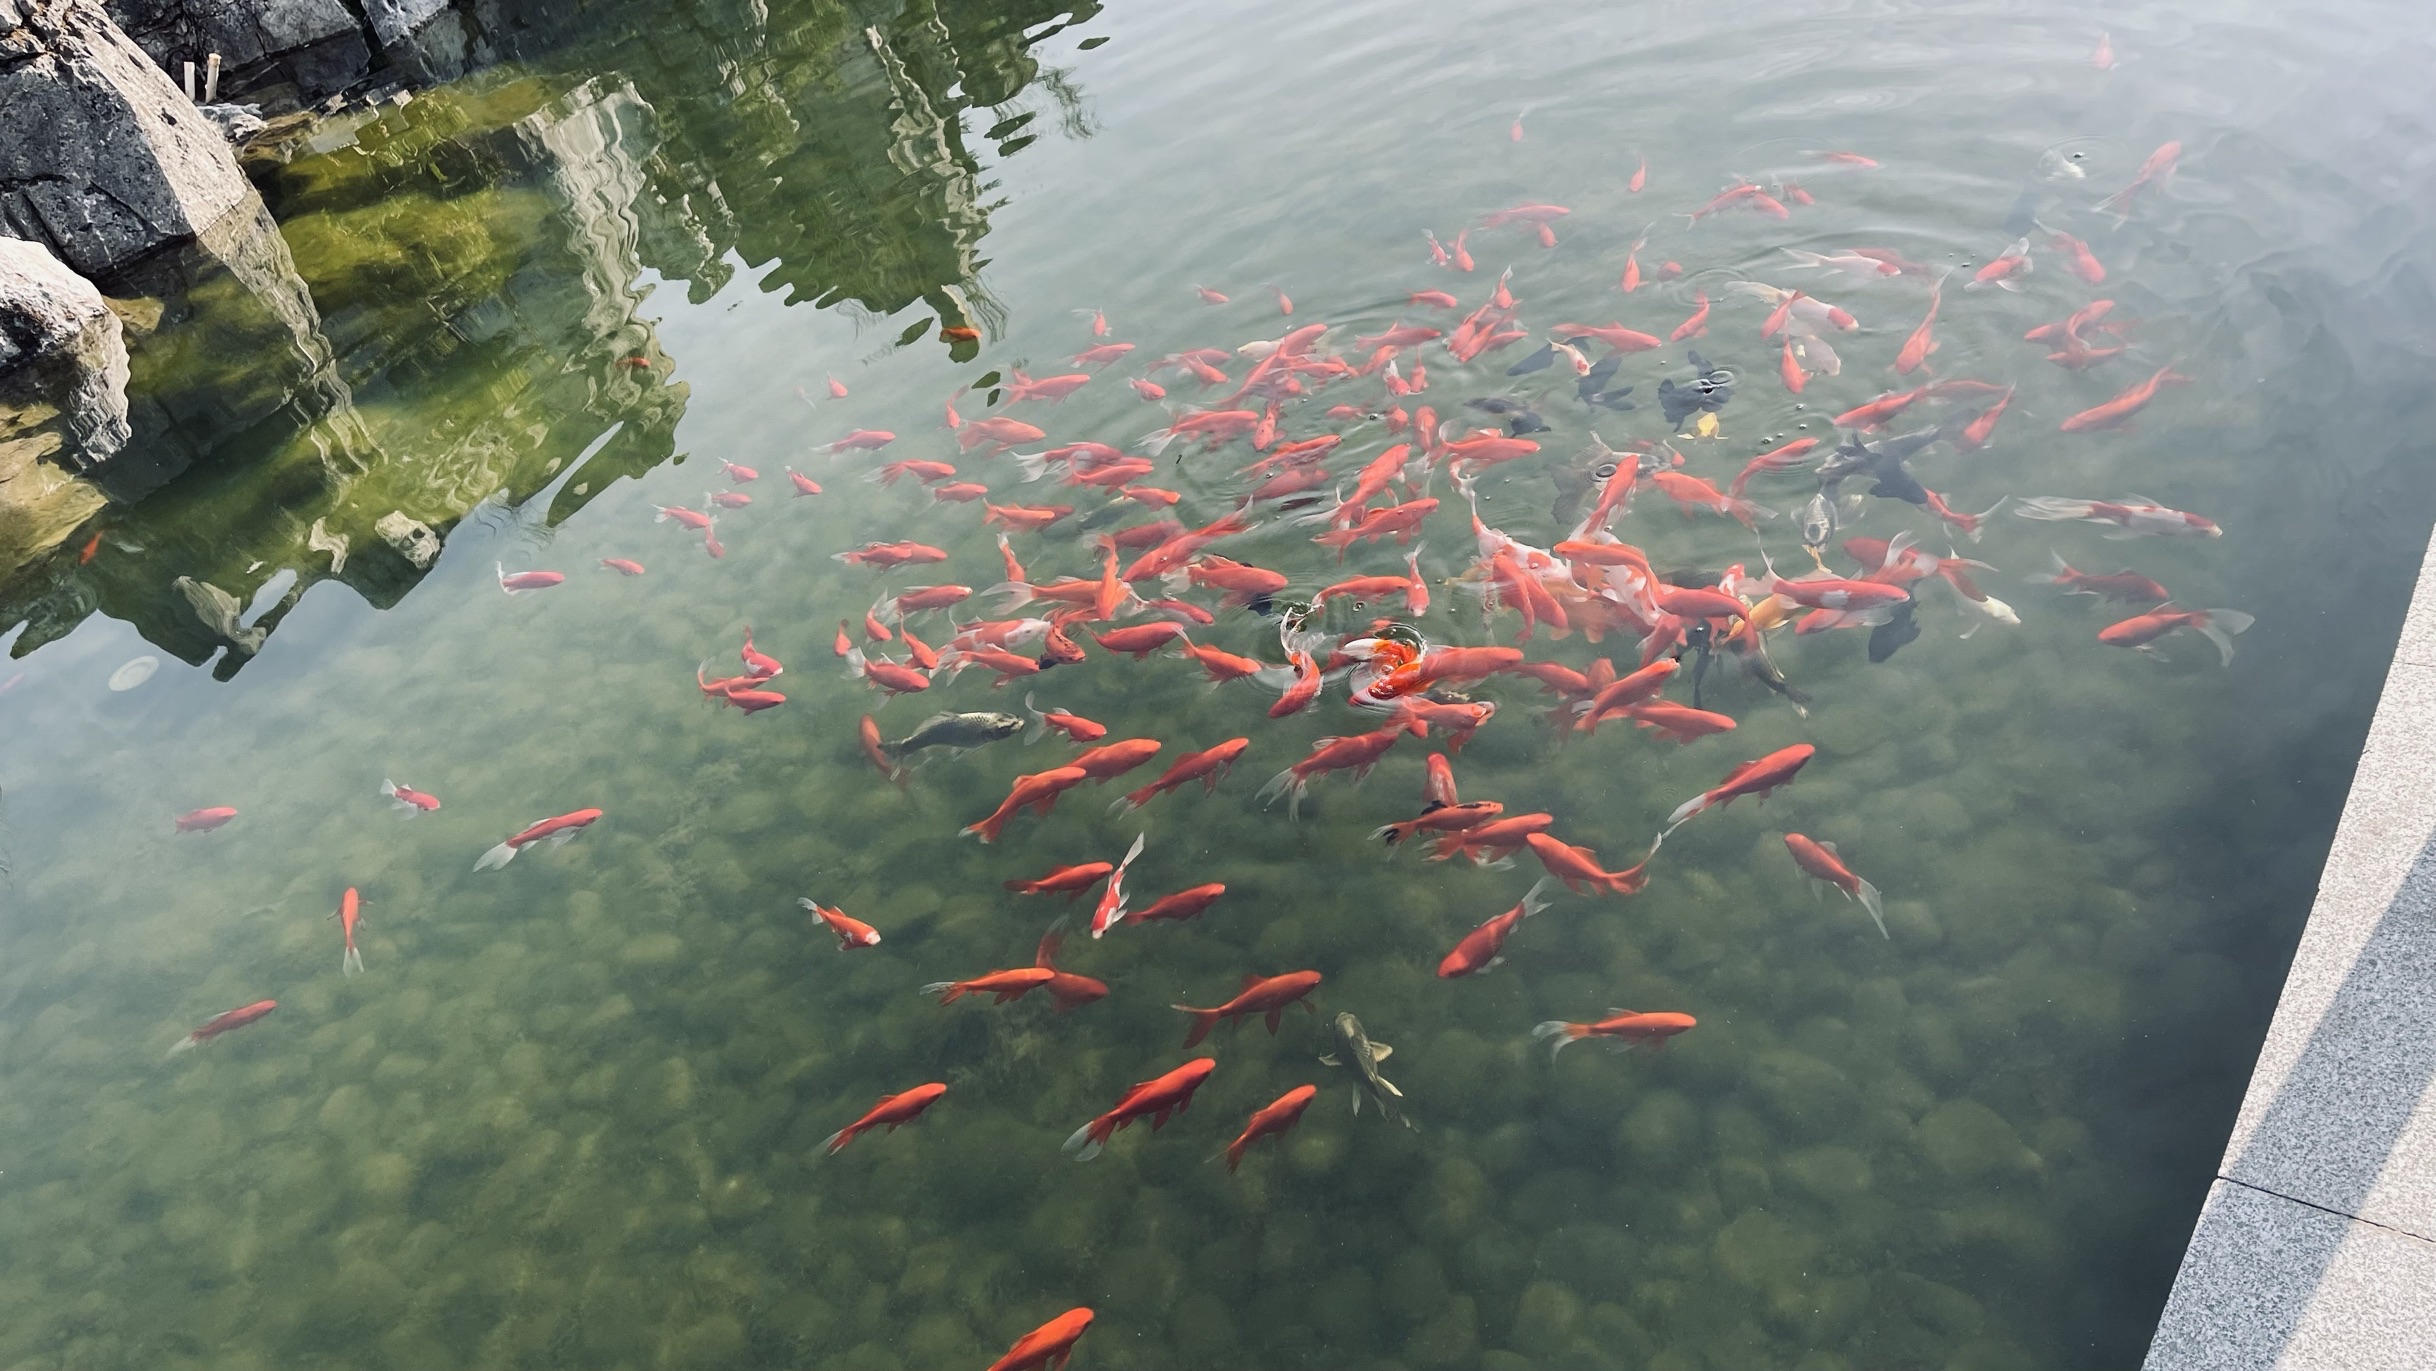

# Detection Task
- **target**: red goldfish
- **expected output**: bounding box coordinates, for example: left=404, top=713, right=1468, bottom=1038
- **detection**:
left=1533, top=1010, right=1695, bottom=1056
left=170, top=999, right=276, bottom=1054
left=1783, top=834, right=1888, bottom=938
left=1667, top=744, right=1814, bottom=827
left=822, top=1082, right=945, bottom=1154
left=1438, top=879, right=1552, bottom=977
left=1172, top=970, right=1323, bottom=1047
left=1225, top=1085, right=1318, bottom=1172
left=337, top=886, right=363, bottom=974
left=1064, top=1059, right=1216, bottom=1160
left=1116, top=738, right=1251, bottom=813
left=473, top=808, right=602, bottom=871
left=801, top=898, right=883, bottom=949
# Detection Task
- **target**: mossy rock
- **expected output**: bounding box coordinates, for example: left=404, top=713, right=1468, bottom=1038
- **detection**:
left=1919, top=1100, right=2041, bottom=1179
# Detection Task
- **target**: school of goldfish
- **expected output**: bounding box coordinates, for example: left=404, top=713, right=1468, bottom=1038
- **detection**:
left=163, top=98, right=2226, bottom=1368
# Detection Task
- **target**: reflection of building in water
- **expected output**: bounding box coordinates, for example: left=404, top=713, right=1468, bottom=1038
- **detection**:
left=0, top=0, right=1103, bottom=674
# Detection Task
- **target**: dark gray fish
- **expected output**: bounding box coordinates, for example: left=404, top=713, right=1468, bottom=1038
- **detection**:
left=1578, top=354, right=1623, bottom=401
left=1657, top=351, right=1734, bottom=426
left=1739, top=638, right=1811, bottom=716
left=1549, top=435, right=1621, bottom=528
left=1464, top=397, right=1529, bottom=415
left=1868, top=598, right=1921, bottom=662
left=2004, top=184, right=2041, bottom=238
left=1593, top=388, right=1638, bottom=412
left=1680, top=620, right=1715, bottom=711
left=883, top=711, right=1024, bottom=758
left=1506, top=343, right=1556, bottom=376
left=1819, top=431, right=1931, bottom=507
left=1319, top=1012, right=1412, bottom=1128
left=1507, top=412, right=1550, bottom=436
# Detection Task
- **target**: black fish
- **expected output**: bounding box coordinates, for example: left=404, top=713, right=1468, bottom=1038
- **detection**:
left=1465, top=397, right=1529, bottom=415
left=1868, top=598, right=1921, bottom=662
left=1506, top=344, right=1556, bottom=376
left=1507, top=412, right=1550, bottom=436
left=2004, top=184, right=2041, bottom=238
left=1593, top=389, right=1638, bottom=412
left=1739, top=639, right=1811, bottom=716
left=1657, top=351, right=1734, bottom=427
left=1679, top=620, right=1715, bottom=710
left=1578, top=354, right=1622, bottom=401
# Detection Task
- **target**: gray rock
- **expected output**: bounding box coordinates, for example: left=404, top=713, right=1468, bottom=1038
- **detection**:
left=194, top=98, right=261, bottom=139
left=104, top=0, right=368, bottom=99
left=360, top=0, right=447, bottom=49
left=0, top=235, right=129, bottom=469
left=0, top=0, right=255, bottom=279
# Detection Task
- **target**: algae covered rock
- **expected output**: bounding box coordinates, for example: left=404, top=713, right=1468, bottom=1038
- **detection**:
left=1919, top=1100, right=2042, bottom=1179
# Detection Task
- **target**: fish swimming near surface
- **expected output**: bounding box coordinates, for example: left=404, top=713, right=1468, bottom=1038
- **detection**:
left=983, top=1308, right=1095, bottom=1371
left=1533, top=1010, right=1696, bottom=1056
left=1505, top=342, right=1556, bottom=376
left=473, top=808, right=603, bottom=871
left=1868, top=597, right=1922, bottom=662
left=1319, top=1011, right=1414, bottom=1128
left=881, top=711, right=1025, bottom=760
left=1657, top=349, right=1734, bottom=427
left=169, top=999, right=276, bottom=1055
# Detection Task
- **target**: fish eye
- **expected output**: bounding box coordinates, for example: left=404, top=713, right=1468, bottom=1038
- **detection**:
left=1594, top=462, right=1618, bottom=479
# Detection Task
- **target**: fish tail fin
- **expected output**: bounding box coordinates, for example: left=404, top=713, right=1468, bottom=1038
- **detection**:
left=167, top=1035, right=199, bottom=1058
left=1532, top=1021, right=1584, bottom=1057
left=1012, top=450, right=1051, bottom=483
left=1254, top=767, right=1300, bottom=812
left=1857, top=878, right=1889, bottom=939
left=2026, top=549, right=2072, bottom=586
left=982, top=580, right=1036, bottom=612
left=1666, top=792, right=1711, bottom=828
left=1728, top=497, right=1776, bottom=528
left=343, top=944, right=363, bottom=976
left=1140, top=427, right=1178, bottom=457
left=472, top=841, right=518, bottom=872
left=1023, top=691, right=1050, bottom=744
left=1174, top=1006, right=1224, bottom=1048
left=1063, top=1118, right=1110, bottom=1160
left=1224, top=1141, right=1246, bottom=1173
left=920, top=981, right=963, bottom=1004
left=2013, top=497, right=2096, bottom=523
left=1521, top=876, right=1555, bottom=918
left=821, top=1126, right=855, bottom=1155
left=2197, top=609, right=2255, bottom=666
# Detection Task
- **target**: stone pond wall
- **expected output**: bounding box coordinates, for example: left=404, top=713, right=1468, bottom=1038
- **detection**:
left=0, top=0, right=531, bottom=576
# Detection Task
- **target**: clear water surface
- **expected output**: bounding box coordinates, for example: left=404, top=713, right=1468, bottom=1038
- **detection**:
left=4, top=1, right=2436, bottom=1369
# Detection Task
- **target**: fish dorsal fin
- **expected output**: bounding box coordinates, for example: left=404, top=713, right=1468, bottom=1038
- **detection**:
left=2123, top=493, right=2162, bottom=506
left=1819, top=840, right=1839, bottom=856
left=913, top=712, right=954, bottom=729
left=1606, top=1008, right=1637, bottom=1017
left=1243, top=972, right=1267, bottom=990
left=1368, top=1042, right=1393, bottom=1061
left=1318, top=1053, right=1340, bottom=1067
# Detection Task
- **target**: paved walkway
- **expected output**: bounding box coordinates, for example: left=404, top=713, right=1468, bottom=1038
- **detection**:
left=2144, top=527, right=2436, bottom=1369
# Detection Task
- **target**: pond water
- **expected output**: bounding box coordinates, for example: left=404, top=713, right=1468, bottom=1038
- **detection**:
left=5, top=0, right=2436, bottom=1368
